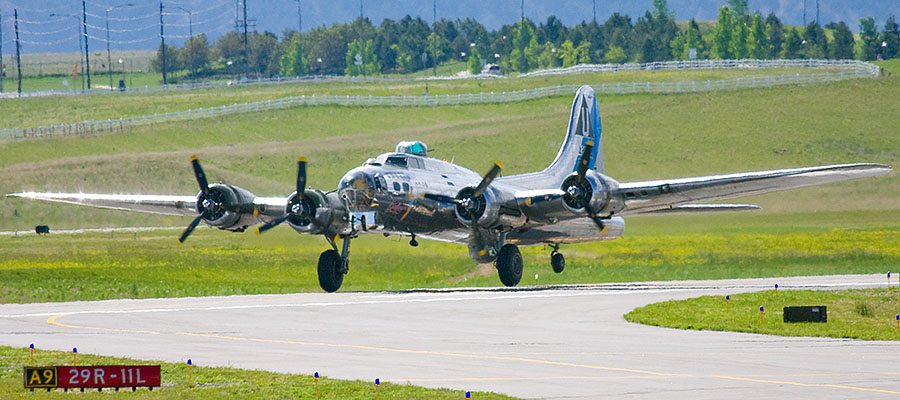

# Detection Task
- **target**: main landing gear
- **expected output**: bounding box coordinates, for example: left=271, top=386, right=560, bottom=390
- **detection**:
left=496, top=244, right=524, bottom=287
left=318, top=235, right=351, bottom=292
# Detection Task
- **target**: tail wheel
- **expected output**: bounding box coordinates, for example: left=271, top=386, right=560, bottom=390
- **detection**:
left=317, top=249, right=344, bottom=293
left=496, top=244, right=523, bottom=287
left=551, top=252, right=565, bottom=273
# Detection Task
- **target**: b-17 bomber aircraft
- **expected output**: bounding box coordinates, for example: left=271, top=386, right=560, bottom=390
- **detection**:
left=11, top=86, right=892, bottom=292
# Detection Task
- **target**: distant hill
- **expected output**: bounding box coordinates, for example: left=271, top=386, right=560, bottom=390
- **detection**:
left=0, top=0, right=896, bottom=54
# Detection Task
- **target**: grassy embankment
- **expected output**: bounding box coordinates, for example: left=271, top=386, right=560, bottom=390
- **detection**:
left=625, top=289, right=900, bottom=341
left=2, top=66, right=829, bottom=130
left=0, top=346, right=516, bottom=399
left=0, top=60, right=897, bottom=302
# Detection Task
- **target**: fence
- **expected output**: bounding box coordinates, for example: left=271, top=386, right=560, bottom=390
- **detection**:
left=0, top=59, right=881, bottom=140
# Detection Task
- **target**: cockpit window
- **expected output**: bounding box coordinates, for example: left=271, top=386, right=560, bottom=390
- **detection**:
left=408, top=157, right=425, bottom=170
left=385, top=155, right=408, bottom=168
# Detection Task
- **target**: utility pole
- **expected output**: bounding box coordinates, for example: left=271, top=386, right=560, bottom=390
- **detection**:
left=432, top=0, right=437, bottom=77
left=1, top=12, right=4, bottom=93
left=359, top=0, right=363, bottom=19
left=815, top=0, right=819, bottom=24
left=159, top=2, right=167, bottom=85
left=242, top=0, right=249, bottom=75
left=83, top=1, right=91, bottom=90
left=15, top=9, right=22, bottom=95
left=521, top=0, right=524, bottom=21
left=295, top=0, right=302, bottom=34
left=802, top=0, right=806, bottom=26
left=592, top=0, right=596, bottom=23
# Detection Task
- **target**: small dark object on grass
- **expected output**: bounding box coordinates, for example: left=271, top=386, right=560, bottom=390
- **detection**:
left=35, top=225, right=50, bottom=235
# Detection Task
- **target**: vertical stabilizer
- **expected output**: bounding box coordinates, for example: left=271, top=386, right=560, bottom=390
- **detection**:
left=497, top=85, right=603, bottom=189
left=544, top=85, right=603, bottom=180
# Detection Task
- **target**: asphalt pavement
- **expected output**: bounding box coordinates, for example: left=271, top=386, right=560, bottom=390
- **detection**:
left=1, top=274, right=898, bottom=399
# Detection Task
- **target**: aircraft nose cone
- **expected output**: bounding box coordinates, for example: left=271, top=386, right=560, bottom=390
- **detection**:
left=339, top=169, right=378, bottom=210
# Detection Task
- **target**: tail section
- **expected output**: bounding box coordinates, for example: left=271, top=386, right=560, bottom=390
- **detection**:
left=544, top=85, right=603, bottom=181
left=498, top=85, right=603, bottom=189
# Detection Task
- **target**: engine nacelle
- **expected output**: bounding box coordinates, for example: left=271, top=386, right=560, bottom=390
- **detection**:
left=286, top=189, right=350, bottom=236
left=455, top=186, right=526, bottom=229
left=197, top=184, right=259, bottom=231
left=560, top=170, right=622, bottom=217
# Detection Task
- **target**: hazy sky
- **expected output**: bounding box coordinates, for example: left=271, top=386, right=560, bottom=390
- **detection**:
left=1, top=0, right=897, bottom=54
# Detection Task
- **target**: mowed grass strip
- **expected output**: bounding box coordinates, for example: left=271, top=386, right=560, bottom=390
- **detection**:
left=1, top=225, right=898, bottom=303
left=625, top=288, right=900, bottom=341
left=0, top=346, right=518, bottom=399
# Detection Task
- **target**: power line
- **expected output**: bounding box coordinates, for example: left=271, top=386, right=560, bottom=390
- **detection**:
left=85, top=22, right=156, bottom=33
left=20, top=34, right=80, bottom=46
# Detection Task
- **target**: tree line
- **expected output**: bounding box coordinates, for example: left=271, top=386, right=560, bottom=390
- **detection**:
left=151, top=0, right=900, bottom=81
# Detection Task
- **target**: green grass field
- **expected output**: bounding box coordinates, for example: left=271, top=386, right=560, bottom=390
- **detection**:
left=2, top=66, right=833, bottom=129
left=0, top=60, right=897, bottom=303
left=625, top=289, right=900, bottom=341
left=0, top=346, right=516, bottom=399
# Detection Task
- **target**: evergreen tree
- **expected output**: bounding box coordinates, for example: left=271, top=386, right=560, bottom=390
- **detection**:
left=830, top=21, right=855, bottom=59
left=802, top=22, right=828, bottom=59
left=726, top=0, right=749, bottom=18
left=748, top=14, right=770, bottom=59
left=652, top=0, right=672, bottom=18
left=278, top=35, right=307, bottom=76
left=858, top=17, right=880, bottom=61
left=537, top=16, right=567, bottom=46
left=601, top=13, right=633, bottom=58
left=881, top=16, right=900, bottom=59
left=765, top=13, right=784, bottom=59
left=712, top=6, right=734, bottom=59
left=781, top=27, right=803, bottom=59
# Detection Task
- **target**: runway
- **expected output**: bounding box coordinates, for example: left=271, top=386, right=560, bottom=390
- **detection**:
left=1, top=274, right=898, bottom=399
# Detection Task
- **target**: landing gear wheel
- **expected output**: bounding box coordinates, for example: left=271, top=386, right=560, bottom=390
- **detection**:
left=551, top=252, right=565, bottom=273
left=496, top=244, right=523, bottom=287
left=317, top=249, right=344, bottom=293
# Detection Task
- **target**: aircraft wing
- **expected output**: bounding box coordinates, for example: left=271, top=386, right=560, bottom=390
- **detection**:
left=6, top=192, right=288, bottom=218
left=617, top=163, right=891, bottom=216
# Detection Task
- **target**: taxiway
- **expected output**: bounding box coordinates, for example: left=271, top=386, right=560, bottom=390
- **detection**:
left=1, top=274, right=898, bottom=399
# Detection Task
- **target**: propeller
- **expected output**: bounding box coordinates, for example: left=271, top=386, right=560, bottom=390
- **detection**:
left=455, top=162, right=502, bottom=223
left=562, top=141, right=606, bottom=233
left=179, top=156, right=217, bottom=244
left=256, top=157, right=309, bottom=234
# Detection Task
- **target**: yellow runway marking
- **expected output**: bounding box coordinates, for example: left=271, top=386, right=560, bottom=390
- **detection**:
left=712, top=375, right=900, bottom=395
left=175, top=331, right=683, bottom=377
left=47, top=314, right=161, bottom=335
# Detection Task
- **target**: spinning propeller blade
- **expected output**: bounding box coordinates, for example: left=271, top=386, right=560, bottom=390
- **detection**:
left=297, top=157, right=307, bottom=202
left=576, top=141, right=593, bottom=182
left=473, top=162, right=502, bottom=198
left=256, top=215, right=289, bottom=235
left=191, top=155, right=210, bottom=195
left=178, top=215, right=203, bottom=244
left=257, top=156, right=309, bottom=235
